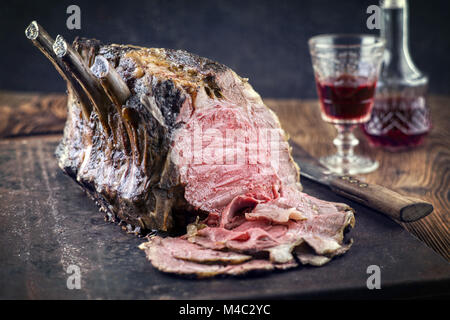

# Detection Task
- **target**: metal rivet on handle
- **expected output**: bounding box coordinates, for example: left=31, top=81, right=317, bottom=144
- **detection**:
left=349, top=179, right=359, bottom=184
left=359, top=183, right=368, bottom=188
left=341, top=176, right=351, bottom=180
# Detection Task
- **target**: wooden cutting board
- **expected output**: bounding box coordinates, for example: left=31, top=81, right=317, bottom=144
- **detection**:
left=0, top=136, right=449, bottom=299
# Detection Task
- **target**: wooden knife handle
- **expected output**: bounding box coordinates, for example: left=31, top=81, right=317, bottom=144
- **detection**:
left=329, top=175, right=433, bottom=222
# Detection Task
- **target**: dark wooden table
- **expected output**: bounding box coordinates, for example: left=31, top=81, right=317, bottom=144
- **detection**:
left=0, top=91, right=449, bottom=261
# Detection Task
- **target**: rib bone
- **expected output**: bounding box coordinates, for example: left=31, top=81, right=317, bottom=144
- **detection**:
left=25, top=21, right=92, bottom=121
left=91, top=55, right=136, bottom=160
left=91, top=55, right=131, bottom=105
left=53, top=35, right=113, bottom=135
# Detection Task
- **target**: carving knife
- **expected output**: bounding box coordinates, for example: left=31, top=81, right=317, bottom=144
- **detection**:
left=291, top=143, right=433, bottom=222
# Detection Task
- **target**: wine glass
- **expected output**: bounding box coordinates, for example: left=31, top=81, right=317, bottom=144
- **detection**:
left=308, top=34, right=385, bottom=175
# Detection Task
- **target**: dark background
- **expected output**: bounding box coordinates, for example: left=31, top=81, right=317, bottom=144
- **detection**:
left=1, top=0, right=449, bottom=98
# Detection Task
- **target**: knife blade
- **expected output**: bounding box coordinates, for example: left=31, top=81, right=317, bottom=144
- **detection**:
left=291, top=142, right=433, bottom=222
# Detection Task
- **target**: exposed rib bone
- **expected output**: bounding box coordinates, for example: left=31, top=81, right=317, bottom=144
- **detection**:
left=25, top=21, right=92, bottom=121
left=53, top=35, right=113, bottom=135
left=90, top=55, right=137, bottom=160
left=91, top=55, right=131, bottom=105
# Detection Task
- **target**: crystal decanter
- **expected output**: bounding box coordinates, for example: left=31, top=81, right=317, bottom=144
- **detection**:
left=362, top=0, right=431, bottom=151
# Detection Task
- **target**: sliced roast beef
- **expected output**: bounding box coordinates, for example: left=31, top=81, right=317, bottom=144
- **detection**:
left=141, top=190, right=354, bottom=277
left=142, top=236, right=253, bottom=264
left=27, top=22, right=355, bottom=278
left=139, top=236, right=297, bottom=278
left=184, top=189, right=354, bottom=266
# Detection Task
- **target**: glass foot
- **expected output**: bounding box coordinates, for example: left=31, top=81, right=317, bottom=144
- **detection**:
left=319, top=154, right=379, bottom=175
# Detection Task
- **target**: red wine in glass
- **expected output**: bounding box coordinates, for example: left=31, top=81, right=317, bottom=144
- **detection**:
left=316, top=74, right=377, bottom=123
left=309, top=34, right=384, bottom=174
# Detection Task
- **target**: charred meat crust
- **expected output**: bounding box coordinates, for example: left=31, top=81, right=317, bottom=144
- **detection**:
left=57, top=39, right=186, bottom=232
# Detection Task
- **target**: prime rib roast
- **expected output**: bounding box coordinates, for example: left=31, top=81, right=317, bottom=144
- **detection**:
left=26, top=21, right=355, bottom=277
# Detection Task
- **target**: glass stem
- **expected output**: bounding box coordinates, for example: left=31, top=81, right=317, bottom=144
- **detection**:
left=333, top=124, right=359, bottom=164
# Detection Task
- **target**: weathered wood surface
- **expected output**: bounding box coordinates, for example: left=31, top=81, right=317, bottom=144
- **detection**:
left=0, top=92, right=67, bottom=138
left=0, top=91, right=448, bottom=261
left=0, top=136, right=449, bottom=299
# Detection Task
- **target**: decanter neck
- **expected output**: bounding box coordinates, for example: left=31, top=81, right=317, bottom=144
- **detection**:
left=380, top=0, right=422, bottom=78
